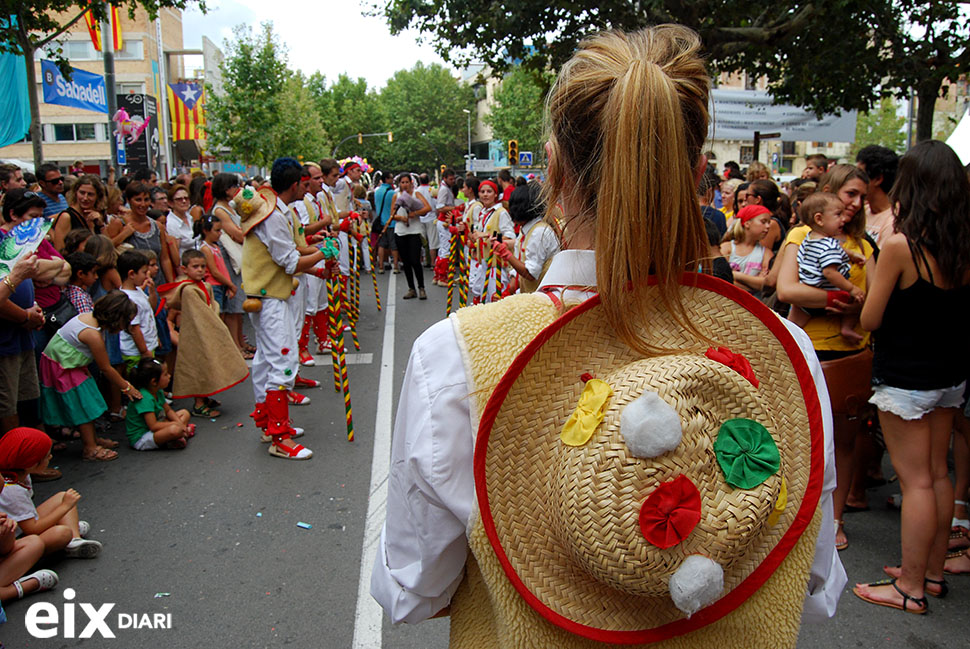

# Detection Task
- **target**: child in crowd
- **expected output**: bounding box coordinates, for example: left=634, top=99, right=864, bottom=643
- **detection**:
left=125, top=358, right=193, bottom=451
left=83, top=235, right=125, bottom=419
left=39, top=290, right=141, bottom=462
left=117, top=250, right=158, bottom=370
left=719, top=204, right=772, bottom=294
left=63, top=252, right=98, bottom=314
left=194, top=214, right=236, bottom=308
left=63, top=228, right=94, bottom=256
left=159, top=250, right=248, bottom=418
left=0, top=507, right=56, bottom=603
left=789, top=192, right=865, bottom=343
left=0, top=428, right=101, bottom=558
left=141, top=249, right=173, bottom=364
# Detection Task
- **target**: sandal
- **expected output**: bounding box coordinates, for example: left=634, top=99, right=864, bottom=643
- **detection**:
left=13, top=569, right=58, bottom=599
left=835, top=520, right=848, bottom=551
left=191, top=405, right=221, bottom=418
left=852, top=578, right=928, bottom=614
left=82, top=446, right=118, bottom=462
left=241, top=349, right=255, bottom=360
left=268, top=440, right=313, bottom=460
left=204, top=397, right=222, bottom=409
left=96, top=436, right=119, bottom=449
left=924, top=577, right=948, bottom=598
left=944, top=549, right=970, bottom=575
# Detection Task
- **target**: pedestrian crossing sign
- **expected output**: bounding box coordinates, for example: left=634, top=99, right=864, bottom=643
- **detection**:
left=518, top=151, right=533, bottom=166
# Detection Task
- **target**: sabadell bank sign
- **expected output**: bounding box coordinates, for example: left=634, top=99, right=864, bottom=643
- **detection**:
left=41, top=59, right=109, bottom=114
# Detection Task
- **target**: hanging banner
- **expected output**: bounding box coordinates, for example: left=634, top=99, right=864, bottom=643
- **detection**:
left=709, top=89, right=857, bottom=142
left=41, top=60, right=108, bottom=114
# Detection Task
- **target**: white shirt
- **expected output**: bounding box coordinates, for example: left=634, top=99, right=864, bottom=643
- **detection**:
left=417, top=184, right=436, bottom=224
left=515, top=218, right=561, bottom=281
left=333, top=177, right=353, bottom=214
left=166, top=210, right=196, bottom=255
left=119, top=287, right=158, bottom=356
left=371, top=249, right=844, bottom=625
left=252, top=197, right=300, bottom=276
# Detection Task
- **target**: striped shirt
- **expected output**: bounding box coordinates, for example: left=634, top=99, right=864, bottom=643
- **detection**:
left=797, top=236, right=850, bottom=289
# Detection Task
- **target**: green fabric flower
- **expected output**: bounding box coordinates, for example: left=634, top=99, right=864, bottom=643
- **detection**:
left=713, top=418, right=780, bottom=489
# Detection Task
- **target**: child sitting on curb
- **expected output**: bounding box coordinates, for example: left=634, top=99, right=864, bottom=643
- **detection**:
left=0, top=428, right=102, bottom=559
left=125, top=358, right=194, bottom=450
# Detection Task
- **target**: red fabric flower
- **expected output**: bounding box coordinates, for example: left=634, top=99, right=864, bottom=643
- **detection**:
left=639, top=475, right=702, bottom=549
left=338, top=218, right=352, bottom=232
left=705, top=347, right=759, bottom=388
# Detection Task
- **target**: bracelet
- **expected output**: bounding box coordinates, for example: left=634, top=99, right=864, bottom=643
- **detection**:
left=2, top=277, right=16, bottom=291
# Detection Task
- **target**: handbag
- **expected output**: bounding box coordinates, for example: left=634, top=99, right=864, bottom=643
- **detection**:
left=43, top=294, right=78, bottom=337
left=820, top=347, right=873, bottom=417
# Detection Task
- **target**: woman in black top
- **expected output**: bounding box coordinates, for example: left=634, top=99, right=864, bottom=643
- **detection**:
left=855, top=140, right=970, bottom=613
left=51, top=174, right=105, bottom=252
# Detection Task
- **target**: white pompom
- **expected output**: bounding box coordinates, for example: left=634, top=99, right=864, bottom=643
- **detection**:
left=619, top=391, right=682, bottom=458
left=668, top=555, right=724, bottom=617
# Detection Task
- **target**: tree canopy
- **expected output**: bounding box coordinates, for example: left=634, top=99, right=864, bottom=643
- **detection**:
left=484, top=68, right=552, bottom=161
left=1, top=0, right=204, bottom=168
left=376, top=0, right=969, bottom=142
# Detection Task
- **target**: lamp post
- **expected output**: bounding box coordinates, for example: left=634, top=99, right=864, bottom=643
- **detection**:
left=463, top=108, right=472, bottom=172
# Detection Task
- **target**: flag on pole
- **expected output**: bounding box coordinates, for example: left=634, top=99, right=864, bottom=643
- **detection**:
left=82, top=4, right=123, bottom=52
left=167, top=82, right=206, bottom=141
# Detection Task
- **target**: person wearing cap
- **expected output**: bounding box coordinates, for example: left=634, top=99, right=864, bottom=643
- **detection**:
left=719, top=204, right=773, bottom=295
left=372, top=25, right=843, bottom=648
left=0, top=427, right=102, bottom=559
left=468, top=179, right=514, bottom=303
left=237, top=158, right=328, bottom=461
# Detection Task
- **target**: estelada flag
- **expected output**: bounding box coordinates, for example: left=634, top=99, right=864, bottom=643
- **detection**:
left=167, top=82, right=206, bottom=141
left=83, top=3, right=123, bottom=52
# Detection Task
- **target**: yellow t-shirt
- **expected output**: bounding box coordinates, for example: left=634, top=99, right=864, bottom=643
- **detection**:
left=784, top=224, right=873, bottom=352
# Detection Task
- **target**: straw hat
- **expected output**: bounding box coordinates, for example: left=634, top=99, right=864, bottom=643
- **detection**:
left=233, top=185, right=275, bottom=235
left=474, top=274, right=824, bottom=644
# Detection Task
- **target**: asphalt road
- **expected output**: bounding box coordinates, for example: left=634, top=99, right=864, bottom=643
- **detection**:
left=1, top=271, right=967, bottom=648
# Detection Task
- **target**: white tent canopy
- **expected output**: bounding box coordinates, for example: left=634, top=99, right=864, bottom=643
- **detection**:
left=0, top=158, right=35, bottom=174
left=946, top=108, right=970, bottom=165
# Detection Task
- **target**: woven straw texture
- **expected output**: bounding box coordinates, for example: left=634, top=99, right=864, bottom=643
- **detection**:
left=480, top=285, right=813, bottom=632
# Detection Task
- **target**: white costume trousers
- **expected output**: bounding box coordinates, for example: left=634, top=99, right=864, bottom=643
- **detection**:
left=249, top=296, right=298, bottom=401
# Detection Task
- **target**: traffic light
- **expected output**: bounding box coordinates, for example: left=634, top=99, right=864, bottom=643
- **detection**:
left=388, top=131, right=393, bottom=142
left=357, top=132, right=363, bottom=144
left=440, top=164, right=446, bottom=175
left=508, top=140, right=519, bottom=165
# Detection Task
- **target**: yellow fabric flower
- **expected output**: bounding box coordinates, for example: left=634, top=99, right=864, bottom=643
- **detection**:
left=561, top=379, right=613, bottom=446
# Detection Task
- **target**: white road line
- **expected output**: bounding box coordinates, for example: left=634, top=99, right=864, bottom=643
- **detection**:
left=346, top=353, right=374, bottom=365
left=352, top=275, right=395, bottom=649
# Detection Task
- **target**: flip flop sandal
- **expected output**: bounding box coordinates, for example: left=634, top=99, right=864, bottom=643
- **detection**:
left=95, top=437, right=119, bottom=449
left=835, top=520, right=848, bottom=551
left=83, top=447, right=118, bottom=462
left=852, top=578, right=928, bottom=614
left=13, top=569, right=58, bottom=598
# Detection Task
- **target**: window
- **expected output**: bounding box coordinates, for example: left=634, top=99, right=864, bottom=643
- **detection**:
left=46, top=123, right=105, bottom=142
left=118, top=82, right=145, bottom=95
left=65, top=40, right=99, bottom=60
left=782, top=141, right=796, bottom=156
left=115, top=40, right=143, bottom=60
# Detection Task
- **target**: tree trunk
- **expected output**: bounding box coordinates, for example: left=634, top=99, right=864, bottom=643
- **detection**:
left=915, top=78, right=941, bottom=144
left=16, top=28, right=44, bottom=169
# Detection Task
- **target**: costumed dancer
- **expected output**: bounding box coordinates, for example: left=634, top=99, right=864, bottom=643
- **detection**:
left=334, top=160, right=364, bottom=317
left=469, top=179, right=514, bottom=303
left=236, top=158, right=328, bottom=461
left=371, top=26, right=844, bottom=648
left=313, top=159, right=343, bottom=355
left=296, top=162, right=333, bottom=366
left=159, top=249, right=250, bottom=410
left=493, top=182, right=561, bottom=295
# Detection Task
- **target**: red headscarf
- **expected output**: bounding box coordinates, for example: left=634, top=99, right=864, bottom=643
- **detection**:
left=479, top=180, right=498, bottom=195
left=0, top=428, right=52, bottom=471
left=737, top=205, right=771, bottom=224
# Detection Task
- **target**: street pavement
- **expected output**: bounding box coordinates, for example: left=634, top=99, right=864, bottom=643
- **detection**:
left=1, top=270, right=967, bottom=648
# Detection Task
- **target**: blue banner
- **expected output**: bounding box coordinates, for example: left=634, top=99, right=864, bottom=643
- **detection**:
left=0, top=52, right=30, bottom=148
left=41, top=60, right=108, bottom=114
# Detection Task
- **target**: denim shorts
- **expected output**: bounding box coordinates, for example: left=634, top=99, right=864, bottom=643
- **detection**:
left=869, top=381, right=966, bottom=421
left=211, top=284, right=226, bottom=310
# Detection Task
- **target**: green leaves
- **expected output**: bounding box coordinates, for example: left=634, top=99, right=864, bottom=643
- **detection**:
left=484, top=68, right=552, bottom=162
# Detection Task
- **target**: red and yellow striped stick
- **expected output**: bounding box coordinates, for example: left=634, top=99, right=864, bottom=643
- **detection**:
left=458, top=230, right=468, bottom=308
left=327, top=278, right=341, bottom=392
left=367, top=234, right=382, bottom=311
left=329, top=277, right=354, bottom=442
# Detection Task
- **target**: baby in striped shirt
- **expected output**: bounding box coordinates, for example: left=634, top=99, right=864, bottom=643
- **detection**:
left=790, top=192, right=866, bottom=343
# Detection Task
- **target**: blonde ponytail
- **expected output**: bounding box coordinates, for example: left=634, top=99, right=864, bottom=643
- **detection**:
left=544, top=26, right=711, bottom=355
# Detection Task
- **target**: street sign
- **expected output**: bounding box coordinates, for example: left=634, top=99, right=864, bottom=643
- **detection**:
left=519, top=151, right=533, bottom=166
left=116, top=136, right=126, bottom=165
left=471, top=159, right=496, bottom=173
